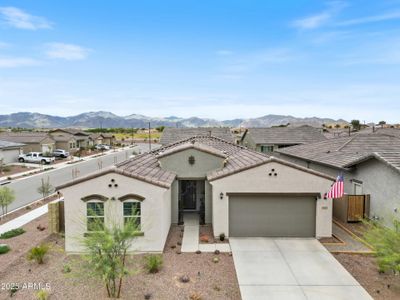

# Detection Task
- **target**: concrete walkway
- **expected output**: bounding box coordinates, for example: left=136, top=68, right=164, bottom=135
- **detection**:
left=181, top=213, right=231, bottom=252
left=323, top=222, right=372, bottom=253
left=0, top=204, right=49, bottom=235
left=231, top=237, right=372, bottom=300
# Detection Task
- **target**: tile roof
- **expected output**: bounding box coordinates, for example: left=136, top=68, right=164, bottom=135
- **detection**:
left=57, top=135, right=334, bottom=190
left=51, top=134, right=76, bottom=142
left=277, top=133, right=400, bottom=170
left=0, top=140, right=25, bottom=149
left=160, top=127, right=234, bottom=144
left=345, top=152, right=400, bottom=173
left=0, top=132, right=54, bottom=144
left=243, top=125, right=326, bottom=145
left=90, top=133, right=115, bottom=140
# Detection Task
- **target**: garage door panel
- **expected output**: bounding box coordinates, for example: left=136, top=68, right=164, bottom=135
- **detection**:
left=229, top=195, right=316, bottom=237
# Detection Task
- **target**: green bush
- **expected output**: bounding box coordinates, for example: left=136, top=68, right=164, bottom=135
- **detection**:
left=0, top=244, right=10, bottom=254
left=27, top=244, right=49, bottom=264
left=0, top=228, right=25, bottom=239
left=2, top=166, right=11, bottom=172
left=145, top=254, right=163, bottom=273
left=35, top=289, right=49, bottom=300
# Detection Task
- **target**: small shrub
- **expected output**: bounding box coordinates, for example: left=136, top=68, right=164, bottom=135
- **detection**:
left=35, top=289, right=49, bottom=300
left=212, top=257, right=219, bottom=263
left=189, top=292, right=202, bottom=300
left=179, top=275, right=190, bottom=283
left=145, top=254, right=163, bottom=273
left=7, top=176, right=12, bottom=180
left=144, top=293, right=152, bottom=299
left=2, top=166, right=11, bottom=172
left=0, top=244, right=10, bottom=254
left=219, top=233, right=225, bottom=241
left=62, top=264, right=71, bottom=273
left=27, top=244, right=49, bottom=264
left=195, top=250, right=201, bottom=254
left=0, top=228, right=25, bottom=239
left=9, top=286, right=19, bottom=297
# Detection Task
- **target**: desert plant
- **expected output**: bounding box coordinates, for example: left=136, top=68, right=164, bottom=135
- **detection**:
left=145, top=254, right=163, bottom=273
left=35, top=289, right=49, bottom=300
left=0, top=228, right=25, bottom=239
left=62, top=264, right=72, bottom=273
left=0, top=244, right=10, bottom=254
left=9, top=285, right=19, bottom=297
left=189, top=292, right=202, bottom=300
left=364, top=219, right=400, bottom=273
left=37, top=177, right=54, bottom=201
left=0, top=186, right=15, bottom=218
left=28, top=244, right=49, bottom=264
left=219, top=233, right=225, bottom=241
left=82, top=217, right=140, bottom=298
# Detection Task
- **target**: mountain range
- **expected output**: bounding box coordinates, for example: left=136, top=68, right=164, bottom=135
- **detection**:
left=0, top=111, right=348, bottom=129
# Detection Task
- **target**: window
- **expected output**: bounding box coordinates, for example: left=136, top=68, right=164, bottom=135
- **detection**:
left=260, top=145, right=274, bottom=153
left=87, top=202, right=104, bottom=231
left=123, top=201, right=141, bottom=229
left=353, top=182, right=363, bottom=195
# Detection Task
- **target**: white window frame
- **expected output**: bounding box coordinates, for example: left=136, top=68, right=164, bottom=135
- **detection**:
left=123, top=200, right=141, bottom=230
left=86, top=201, right=105, bottom=231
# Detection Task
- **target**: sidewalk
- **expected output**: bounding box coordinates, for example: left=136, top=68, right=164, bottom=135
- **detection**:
left=0, top=203, right=49, bottom=235
left=181, top=213, right=231, bottom=253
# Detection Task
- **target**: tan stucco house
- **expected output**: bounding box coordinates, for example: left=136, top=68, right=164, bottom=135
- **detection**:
left=58, top=136, right=334, bottom=253
left=0, top=132, right=55, bottom=154
left=0, top=140, right=25, bottom=164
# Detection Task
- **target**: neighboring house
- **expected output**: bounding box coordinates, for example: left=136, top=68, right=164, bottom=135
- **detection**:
left=0, top=140, right=25, bottom=164
left=277, top=132, right=400, bottom=228
left=0, top=132, right=55, bottom=154
left=58, top=135, right=334, bottom=253
left=51, top=134, right=78, bottom=153
left=160, top=127, right=234, bottom=145
left=240, top=125, right=326, bottom=153
left=50, top=129, right=92, bottom=149
left=89, top=133, right=115, bottom=146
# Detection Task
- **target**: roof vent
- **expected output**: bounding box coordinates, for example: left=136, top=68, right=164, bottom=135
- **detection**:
left=191, top=139, right=195, bottom=144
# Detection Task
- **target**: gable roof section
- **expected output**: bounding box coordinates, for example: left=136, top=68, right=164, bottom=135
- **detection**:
left=160, top=127, right=234, bottom=144
left=0, top=132, right=55, bottom=144
left=344, top=152, right=400, bottom=174
left=278, top=133, right=400, bottom=170
left=0, top=140, right=25, bottom=149
left=156, top=141, right=228, bottom=159
left=242, top=125, right=326, bottom=145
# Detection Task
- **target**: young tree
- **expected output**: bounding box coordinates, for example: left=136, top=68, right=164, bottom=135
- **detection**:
left=334, top=124, right=341, bottom=129
left=37, top=177, right=54, bottom=201
left=0, top=186, right=15, bottom=218
left=351, top=119, right=360, bottom=131
left=82, top=218, right=140, bottom=298
left=378, top=120, right=386, bottom=128
left=364, top=219, right=400, bottom=274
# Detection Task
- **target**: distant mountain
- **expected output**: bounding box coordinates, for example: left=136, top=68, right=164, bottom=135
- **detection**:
left=0, top=111, right=348, bottom=129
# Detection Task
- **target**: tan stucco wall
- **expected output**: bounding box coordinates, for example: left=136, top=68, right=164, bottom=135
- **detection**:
left=159, top=148, right=224, bottom=179
left=60, top=173, right=171, bottom=253
left=0, top=148, right=21, bottom=164
left=210, top=161, right=333, bottom=238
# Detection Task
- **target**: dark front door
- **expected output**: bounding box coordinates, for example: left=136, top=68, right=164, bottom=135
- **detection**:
left=180, top=180, right=197, bottom=210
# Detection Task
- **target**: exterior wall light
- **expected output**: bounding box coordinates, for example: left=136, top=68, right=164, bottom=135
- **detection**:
left=220, top=192, right=224, bottom=200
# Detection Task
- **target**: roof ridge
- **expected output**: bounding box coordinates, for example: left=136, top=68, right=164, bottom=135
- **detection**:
left=335, top=135, right=357, bottom=151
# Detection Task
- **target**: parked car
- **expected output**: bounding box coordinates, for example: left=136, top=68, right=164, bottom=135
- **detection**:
left=95, top=144, right=110, bottom=150
left=18, top=152, right=55, bottom=164
left=53, top=149, right=70, bottom=158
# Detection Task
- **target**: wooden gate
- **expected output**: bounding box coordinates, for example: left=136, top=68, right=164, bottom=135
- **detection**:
left=347, top=195, right=366, bottom=222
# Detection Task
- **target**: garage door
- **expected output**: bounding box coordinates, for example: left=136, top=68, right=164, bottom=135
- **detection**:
left=229, top=195, right=316, bottom=237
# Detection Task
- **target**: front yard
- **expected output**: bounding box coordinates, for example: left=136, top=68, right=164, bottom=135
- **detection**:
left=0, top=223, right=240, bottom=300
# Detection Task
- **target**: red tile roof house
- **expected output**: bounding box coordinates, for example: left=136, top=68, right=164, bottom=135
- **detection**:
left=57, top=136, right=334, bottom=253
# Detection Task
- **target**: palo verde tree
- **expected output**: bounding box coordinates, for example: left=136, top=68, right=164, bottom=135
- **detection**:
left=0, top=186, right=15, bottom=218
left=350, top=119, right=361, bottom=131
left=364, top=219, right=400, bottom=274
left=37, top=177, right=54, bottom=201
left=82, top=216, right=140, bottom=298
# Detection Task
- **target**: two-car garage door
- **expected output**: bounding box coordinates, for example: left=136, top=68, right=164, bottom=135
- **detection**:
left=229, top=194, right=316, bottom=237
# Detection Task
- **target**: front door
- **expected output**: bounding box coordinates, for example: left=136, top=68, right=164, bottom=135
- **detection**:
left=180, top=180, right=197, bottom=210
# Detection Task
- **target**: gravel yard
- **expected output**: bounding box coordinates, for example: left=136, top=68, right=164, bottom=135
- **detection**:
left=0, top=224, right=240, bottom=300
left=334, top=253, right=400, bottom=300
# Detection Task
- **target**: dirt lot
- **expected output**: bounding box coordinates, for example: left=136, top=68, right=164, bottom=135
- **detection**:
left=0, top=224, right=240, bottom=300
left=334, top=253, right=400, bottom=300
left=0, top=165, right=37, bottom=178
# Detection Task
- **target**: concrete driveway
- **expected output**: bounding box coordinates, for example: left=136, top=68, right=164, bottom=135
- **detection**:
left=230, top=238, right=372, bottom=300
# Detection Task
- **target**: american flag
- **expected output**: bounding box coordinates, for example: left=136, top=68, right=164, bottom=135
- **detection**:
left=326, top=175, right=344, bottom=199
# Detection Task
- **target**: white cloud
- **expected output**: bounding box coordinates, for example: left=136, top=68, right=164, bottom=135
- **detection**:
left=292, top=1, right=347, bottom=30
left=216, top=50, right=233, bottom=56
left=45, top=43, right=91, bottom=61
left=0, top=7, right=52, bottom=30
left=0, top=57, right=41, bottom=68
left=337, top=11, right=400, bottom=26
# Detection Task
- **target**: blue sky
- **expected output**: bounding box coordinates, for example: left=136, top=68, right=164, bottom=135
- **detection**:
left=0, top=1, right=399, bottom=122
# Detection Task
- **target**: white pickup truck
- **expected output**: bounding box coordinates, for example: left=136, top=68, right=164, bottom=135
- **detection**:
left=18, top=152, right=55, bottom=164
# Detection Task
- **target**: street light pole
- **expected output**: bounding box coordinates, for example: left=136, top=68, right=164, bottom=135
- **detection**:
left=148, top=122, right=151, bottom=152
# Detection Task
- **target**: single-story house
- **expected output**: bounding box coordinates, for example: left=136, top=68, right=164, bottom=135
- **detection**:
left=89, top=133, right=115, bottom=146
left=50, top=129, right=92, bottom=149
left=0, top=132, right=55, bottom=154
left=160, top=127, right=235, bottom=145
left=277, top=131, right=400, bottom=228
left=51, top=134, right=78, bottom=153
left=58, top=135, right=334, bottom=253
left=0, top=140, right=25, bottom=164
left=240, top=125, right=326, bottom=154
